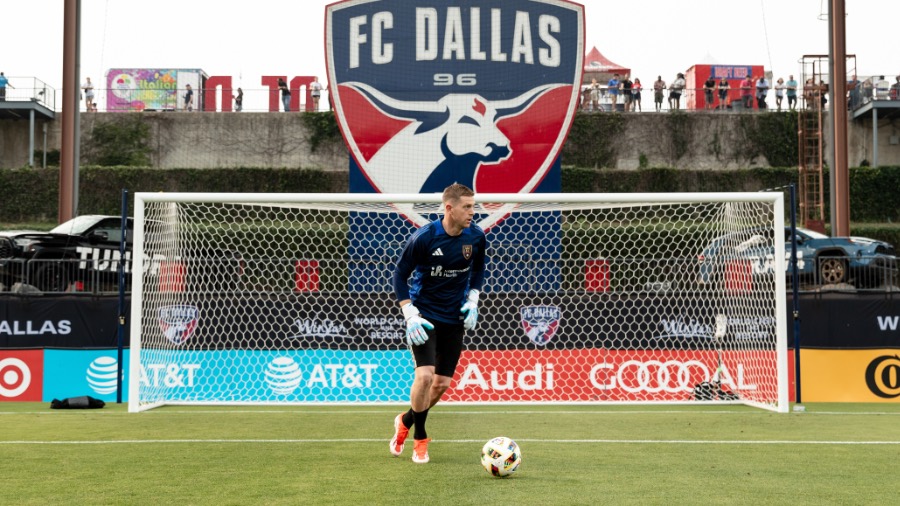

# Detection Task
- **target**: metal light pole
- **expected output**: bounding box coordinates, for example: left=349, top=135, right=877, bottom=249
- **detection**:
left=829, top=0, right=850, bottom=236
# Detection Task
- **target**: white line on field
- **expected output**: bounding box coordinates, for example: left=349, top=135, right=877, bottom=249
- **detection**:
left=1, top=438, right=898, bottom=445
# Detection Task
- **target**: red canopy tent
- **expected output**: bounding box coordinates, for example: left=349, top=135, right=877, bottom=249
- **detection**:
left=583, top=46, right=630, bottom=84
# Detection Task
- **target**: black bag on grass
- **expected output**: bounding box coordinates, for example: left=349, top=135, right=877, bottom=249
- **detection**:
left=51, top=396, right=106, bottom=409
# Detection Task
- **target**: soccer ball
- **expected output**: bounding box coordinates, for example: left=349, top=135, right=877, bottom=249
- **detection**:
left=481, top=436, right=521, bottom=477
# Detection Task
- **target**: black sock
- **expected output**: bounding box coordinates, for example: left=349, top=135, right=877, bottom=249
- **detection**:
left=413, top=409, right=429, bottom=440
left=402, top=409, right=414, bottom=429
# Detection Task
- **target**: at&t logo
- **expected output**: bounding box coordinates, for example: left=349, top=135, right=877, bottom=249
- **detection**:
left=86, top=356, right=121, bottom=395
left=865, top=355, right=900, bottom=398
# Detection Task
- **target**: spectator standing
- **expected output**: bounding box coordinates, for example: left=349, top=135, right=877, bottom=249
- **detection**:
left=632, top=78, right=642, bottom=112
left=82, top=77, right=95, bottom=111
left=669, top=73, right=685, bottom=110
left=803, top=78, right=816, bottom=109
left=819, top=80, right=829, bottom=109
left=848, top=74, right=860, bottom=109
left=891, top=75, right=900, bottom=101
left=717, top=76, right=730, bottom=110
left=653, top=75, right=666, bottom=112
left=183, top=84, right=193, bottom=111
left=233, top=87, right=243, bottom=112
left=0, top=72, right=12, bottom=101
left=310, top=77, right=322, bottom=111
left=774, top=78, right=785, bottom=111
left=608, top=73, right=620, bottom=111
left=875, top=76, right=890, bottom=100
left=740, top=75, right=754, bottom=109
left=621, top=76, right=633, bottom=112
left=703, top=75, right=716, bottom=110
left=756, top=76, right=769, bottom=109
left=590, top=78, right=601, bottom=111
left=278, top=78, right=291, bottom=112
left=786, top=75, right=798, bottom=110
left=581, top=86, right=591, bottom=112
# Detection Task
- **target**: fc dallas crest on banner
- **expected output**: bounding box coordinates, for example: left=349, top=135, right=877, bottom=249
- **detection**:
left=326, top=0, right=584, bottom=225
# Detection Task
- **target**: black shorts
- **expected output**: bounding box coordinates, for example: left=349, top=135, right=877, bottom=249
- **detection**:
left=411, top=320, right=465, bottom=377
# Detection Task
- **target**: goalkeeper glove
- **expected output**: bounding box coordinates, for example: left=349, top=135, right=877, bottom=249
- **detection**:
left=401, top=303, right=433, bottom=346
left=460, top=289, right=479, bottom=330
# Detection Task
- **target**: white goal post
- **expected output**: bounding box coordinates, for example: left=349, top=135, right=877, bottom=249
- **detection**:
left=128, top=192, right=789, bottom=413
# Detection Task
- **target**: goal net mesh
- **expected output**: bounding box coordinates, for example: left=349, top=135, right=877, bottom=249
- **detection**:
left=129, top=193, right=787, bottom=412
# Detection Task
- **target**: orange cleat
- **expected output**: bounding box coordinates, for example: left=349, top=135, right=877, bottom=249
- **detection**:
left=389, top=413, right=409, bottom=457
left=412, top=438, right=431, bottom=464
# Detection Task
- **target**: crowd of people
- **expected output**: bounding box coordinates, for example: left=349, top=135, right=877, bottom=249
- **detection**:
left=581, top=72, right=806, bottom=112
left=582, top=71, right=900, bottom=113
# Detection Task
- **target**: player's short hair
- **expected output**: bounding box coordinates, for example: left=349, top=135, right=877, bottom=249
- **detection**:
left=442, top=183, right=474, bottom=204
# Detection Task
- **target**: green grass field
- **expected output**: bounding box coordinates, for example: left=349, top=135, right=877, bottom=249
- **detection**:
left=2, top=402, right=898, bottom=505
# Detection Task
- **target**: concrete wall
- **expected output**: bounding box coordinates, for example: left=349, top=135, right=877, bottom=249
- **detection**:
left=2, top=111, right=899, bottom=170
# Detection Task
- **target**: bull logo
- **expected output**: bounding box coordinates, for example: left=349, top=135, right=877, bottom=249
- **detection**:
left=326, top=0, right=584, bottom=226
left=521, top=305, right=561, bottom=346
left=158, top=304, right=200, bottom=345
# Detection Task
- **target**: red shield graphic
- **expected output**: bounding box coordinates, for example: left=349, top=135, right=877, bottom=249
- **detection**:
left=326, top=0, right=584, bottom=226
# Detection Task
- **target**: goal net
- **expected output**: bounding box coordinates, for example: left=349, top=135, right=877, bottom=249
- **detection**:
left=128, top=192, right=788, bottom=413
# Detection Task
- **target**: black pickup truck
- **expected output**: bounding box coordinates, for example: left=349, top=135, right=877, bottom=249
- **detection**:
left=0, top=215, right=242, bottom=293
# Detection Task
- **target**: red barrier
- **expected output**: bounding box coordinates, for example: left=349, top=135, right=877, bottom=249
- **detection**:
left=584, top=259, right=610, bottom=292
left=294, top=260, right=320, bottom=292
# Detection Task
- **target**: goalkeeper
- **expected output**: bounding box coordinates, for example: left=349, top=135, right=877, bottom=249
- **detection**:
left=389, top=183, right=486, bottom=464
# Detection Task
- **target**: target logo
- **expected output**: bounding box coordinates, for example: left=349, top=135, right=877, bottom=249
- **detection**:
left=0, top=351, right=43, bottom=401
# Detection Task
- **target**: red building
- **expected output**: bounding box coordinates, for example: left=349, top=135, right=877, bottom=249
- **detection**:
left=685, top=64, right=765, bottom=110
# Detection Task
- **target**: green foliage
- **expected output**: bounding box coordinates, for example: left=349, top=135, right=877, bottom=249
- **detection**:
left=83, top=115, right=151, bottom=166
left=0, top=167, right=346, bottom=220
left=299, top=111, right=342, bottom=153
left=564, top=166, right=801, bottom=194
left=562, top=113, right=625, bottom=168
left=847, top=166, right=900, bottom=222
left=3, top=165, right=898, bottom=243
left=843, top=223, right=900, bottom=247
left=738, top=112, right=799, bottom=167
left=32, top=149, right=61, bottom=167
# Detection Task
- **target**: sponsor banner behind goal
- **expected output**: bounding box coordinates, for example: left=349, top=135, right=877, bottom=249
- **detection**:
left=131, top=293, right=771, bottom=351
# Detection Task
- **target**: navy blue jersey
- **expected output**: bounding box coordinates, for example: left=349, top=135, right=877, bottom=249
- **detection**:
left=393, top=219, right=486, bottom=324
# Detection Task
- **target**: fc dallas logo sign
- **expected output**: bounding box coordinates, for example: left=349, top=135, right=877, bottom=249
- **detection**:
left=326, top=0, right=584, bottom=226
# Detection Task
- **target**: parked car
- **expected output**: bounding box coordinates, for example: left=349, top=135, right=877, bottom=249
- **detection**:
left=698, top=226, right=898, bottom=289
left=0, top=215, right=243, bottom=293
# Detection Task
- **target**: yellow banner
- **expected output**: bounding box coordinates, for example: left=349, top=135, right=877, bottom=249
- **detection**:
left=801, top=349, right=900, bottom=402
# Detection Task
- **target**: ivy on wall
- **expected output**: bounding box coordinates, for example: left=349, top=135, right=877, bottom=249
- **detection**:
left=665, top=111, right=694, bottom=161
left=299, top=112, right=342, bottom=153
left=561, top=113, right=625, bottom=168
left=81, top=115, right=152, bottom=166
left=737, top=112, right=799, bottom=167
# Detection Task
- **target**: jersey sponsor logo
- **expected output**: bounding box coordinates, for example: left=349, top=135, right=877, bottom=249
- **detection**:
left=432, top=247, right=444, bottom=256
left=462, top=244, right=472, bottom=260
left=158, top=304, right=200, bottom=345
left=520, top=305, right=560, bottom=345
left=326, top=0, right=583, bottom=226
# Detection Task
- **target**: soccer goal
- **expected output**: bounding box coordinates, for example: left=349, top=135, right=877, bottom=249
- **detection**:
left=128, top=192, right=789, bottom=413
